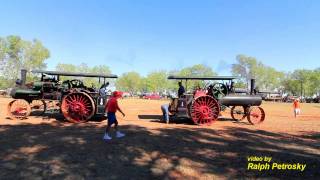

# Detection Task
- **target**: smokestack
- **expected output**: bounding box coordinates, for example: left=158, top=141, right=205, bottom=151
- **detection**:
left=21, top=69, right=27, bottom=85
left=250, top=79, right=255, bottom=95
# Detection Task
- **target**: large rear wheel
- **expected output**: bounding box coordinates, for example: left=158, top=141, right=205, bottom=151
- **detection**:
left=61, top=92, right=95, bottom=123
left=7, top=99, right=31, bottom=119
left=190, top=95, right=220, bottom=125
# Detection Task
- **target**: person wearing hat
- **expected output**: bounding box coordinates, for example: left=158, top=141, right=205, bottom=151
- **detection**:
left=103, top=91, right=126, bottom=141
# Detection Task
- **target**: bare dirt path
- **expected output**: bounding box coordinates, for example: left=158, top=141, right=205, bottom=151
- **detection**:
left=1, top=97, right=319, bottom=179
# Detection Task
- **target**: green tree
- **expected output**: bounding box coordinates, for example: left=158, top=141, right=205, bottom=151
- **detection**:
left=55, top=63, right=78, bottom=81
left=145, top=70, right=169, bottom=92
left=0, top=76, right=9, bottom=89
left=176, top=64, right=216, bottom=91
left=90, top=65, right=111, bottom=75
left=0, top=38, right=6, bottom=69
left=232, top=54, right=284, bottom=91
left=116, top=71, right=142, bottom=93
left=231, top=55, right=258, bottom=83
left=178, top=64, right=215, bottom=77
left=281, top=73, right=300, bottom=95
left=256, top=66, right=285, bottom=91
left=88, top=65, right=113, bottom=87
left=140, top=77, right=148, bottom=92
left=0, top=35, right=50, bottom=87
left=311, top=68, right=320, bottom=95
left=281, top=69, right=320, bottom=96
left=56, top=63, right=77, bottom=73
left=231, top=54, right=265, bottom=90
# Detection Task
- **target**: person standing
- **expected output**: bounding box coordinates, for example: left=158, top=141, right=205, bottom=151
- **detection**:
left=293, top=98, right=301, bottom=118
left=178, top=81, right=185, bottom=97
left=99, top=82, right=110, bottom=97
left=207, top=85, right=214, bottom=96
left=103, top=91, right=126, bottom=141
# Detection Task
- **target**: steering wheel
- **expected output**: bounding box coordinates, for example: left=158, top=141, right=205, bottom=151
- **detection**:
left=203, top=82, right=211, bottom=89
left=212, top=83, right=228, bottom=99
left=70, top=79, right=84, bottom=88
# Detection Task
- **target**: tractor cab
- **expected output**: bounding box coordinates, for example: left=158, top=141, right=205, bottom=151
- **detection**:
left=169, top=93, right=194, bottom=118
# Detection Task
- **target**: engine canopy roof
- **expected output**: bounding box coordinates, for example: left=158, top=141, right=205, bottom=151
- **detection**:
left=167, top=75, right=239, bottom=80
left=31, top=70, right=118, bottom=78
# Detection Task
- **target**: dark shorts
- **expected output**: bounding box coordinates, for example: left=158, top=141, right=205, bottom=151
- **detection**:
left=107, top=112, right=117, bottom=125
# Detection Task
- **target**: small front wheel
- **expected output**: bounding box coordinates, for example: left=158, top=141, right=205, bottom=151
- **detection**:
left=247, top=106, right=265, bottom=125
left=30, top=100, right=47, bottom=116
left=7, top=99, right=31, bottom=119
left=230, top=106, right=246, bottom=121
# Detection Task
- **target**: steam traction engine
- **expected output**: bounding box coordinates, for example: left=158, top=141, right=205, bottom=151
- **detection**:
left=168, top=76, right=265, bottom=125
left=7, top=69, right=117, bottom=122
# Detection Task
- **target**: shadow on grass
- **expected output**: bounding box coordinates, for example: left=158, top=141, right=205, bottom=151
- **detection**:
left=0, top=123, right=319, bottom=179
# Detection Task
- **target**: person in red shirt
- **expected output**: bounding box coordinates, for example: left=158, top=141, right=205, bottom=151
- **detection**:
left=293, top=98, right=301, bottom=118
left=103, top=91, right=125, bottom=141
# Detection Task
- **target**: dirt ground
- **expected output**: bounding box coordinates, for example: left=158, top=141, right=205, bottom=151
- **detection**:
left=0, top=97, right=319, bottom=179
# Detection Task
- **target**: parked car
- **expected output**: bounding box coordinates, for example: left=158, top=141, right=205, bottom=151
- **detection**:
left=139, top=92, right=148, bottom=99
left=122, top=92, right=131, bottom=97
left=305, top=96, right=320, bottom=103
left=0, top=89, right=7, bottom=96
left=283, top=95, right=299, bottom=103
left=143, top=93, right=161, bottom=100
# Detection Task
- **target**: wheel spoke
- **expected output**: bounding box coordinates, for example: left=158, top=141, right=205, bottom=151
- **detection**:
left=62, top=93, right=95, bottom=123
left=247, top=106, right=265, bottom=125
left=8, top=100, right=31, bottom=119
left=191, top=96, right=220, bottom=125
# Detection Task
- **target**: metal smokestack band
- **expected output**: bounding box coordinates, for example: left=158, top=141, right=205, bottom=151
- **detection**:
left=250, top=79, right=255, bottom=95
left=21, top=69, right=27, bottom=85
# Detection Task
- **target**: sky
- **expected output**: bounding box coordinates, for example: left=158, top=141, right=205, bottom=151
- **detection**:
left=0, top=0, right=319, bottom=76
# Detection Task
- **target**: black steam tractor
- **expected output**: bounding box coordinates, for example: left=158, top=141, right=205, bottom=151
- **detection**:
left=7, top=69, right=117, bottom=122
left=168, top=76, right=265, bottom=125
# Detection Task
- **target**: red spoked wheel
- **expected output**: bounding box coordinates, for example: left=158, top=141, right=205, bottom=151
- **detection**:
left=61, top=92, right=95, bottom=123
left=30, top=100, right=46, bottom=116
left=247, top=106, right=265, bottom=125
left=7, top=99, right=31, bottom=119
left=190, top=95, right=220, bottom=125
left=231, top=106, right=246, bottom=121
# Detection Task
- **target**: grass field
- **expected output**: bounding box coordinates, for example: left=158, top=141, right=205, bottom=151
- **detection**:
left=0, top=97, right=319, bottom=179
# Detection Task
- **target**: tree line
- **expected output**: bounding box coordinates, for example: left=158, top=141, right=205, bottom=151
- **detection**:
left=1, top=36, right=319, bottom=97
left=232, top=55, right=320, bottom=96
left=0, top=35, right=49, bottom=87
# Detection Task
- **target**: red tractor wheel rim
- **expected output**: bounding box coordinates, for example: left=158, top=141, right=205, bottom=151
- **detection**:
left=61, top=92, right=95, bottom=123
left=31, top=100, right=46, bottom=116
left=231, top=106, right=246, bottom=121
left=247, top=106, right=265, bottom=125
left=7, top=99, right=31, bottom=119
left=190, top=95, right=220, bottom=125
